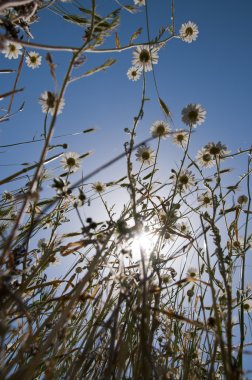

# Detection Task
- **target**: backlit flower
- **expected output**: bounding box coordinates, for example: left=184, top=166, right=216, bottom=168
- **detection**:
left=39, top=91, right=65, bottom=116
left=127, top=66, right=142, bottom=81
left=182, top=103, right=206, bottom=127
left=174, top=169, right=195, bottom=192
left=2, top=41, right=22, bottom=59
left=186, top=266, right=198, bottom=277
left=243, top=299, right=252, bottom=312
left=25, top=51, right=42, bottom=69
left=172, top=129, right=189, bottom=147
left=132, top=45, right=159, bottom=72
left=92, top=182, right=106, bottom=193
left=136, top=145, right=155, bottom=165
left=150, top=120, right=171, bottom=139
left=204, top=142, right=230, bottom=158
left=196, top=148, right=215, bottom=168
left=198, top=192, right=212, bottom=208
left=61, top=152, right=81, bottom=172
left=179, top=21, right=199, bottom=43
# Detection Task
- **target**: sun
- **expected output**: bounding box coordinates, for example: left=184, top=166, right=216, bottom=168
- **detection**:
left=131, top=231, right=154, bottom=262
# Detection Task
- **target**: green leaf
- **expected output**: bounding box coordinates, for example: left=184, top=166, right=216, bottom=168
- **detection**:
left=159, top=97, right=172, bottom=118
left=129, top=27, right=142, bottom=44
left=82, top=58, right=117, bottom=77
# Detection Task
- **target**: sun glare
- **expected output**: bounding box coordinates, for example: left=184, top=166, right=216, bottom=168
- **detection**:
left=131, top=232, right=154, bottom=262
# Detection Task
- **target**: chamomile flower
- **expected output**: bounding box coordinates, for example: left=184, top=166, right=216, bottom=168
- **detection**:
left=127, top=66, right=142, bottom=81
left=182, top=103, right=206, bottom=127
left=135, top=145, right=155, bottom=165
left=92, top=182, right=106, bottom=193
left=61, top=152, right=81, bottom=173
left=204, top=142, right=230, bottom=158
left=132, top=45, right=159, bottom=72
left=174, top=169, right=195, bottom=192
left=134, top=0, right=145, bottom=5
left=243, top=299, right=252, bottom=312
left=186, top=266, right=198, bottom=278
left=172, top=129, right=189, bottom=147
left=196, top=147, right=215, bottom=168
left=150, top=120, right=171, bottom=139
left=237, top=195, right=248, bottom=206
left=197, top=192, right=213, bottom=208
left=179, top=21, right=199, bottom=43
left=25, top=51, right=42, bottom=69
left=39, top=91, right=65, bottom=116
left=177, top=222, right=190, bottom=235
left=2, top=41, right=22, bottom=59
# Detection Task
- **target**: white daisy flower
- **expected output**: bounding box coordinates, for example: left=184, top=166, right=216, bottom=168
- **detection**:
left=243, top=299, right=252, bottom=312
left=127, top=66, right=142, bottom=81
left=174, top=169, right=195, bottom=192
left=150, top=120, right=171, bottom=139
left=136, top=145, right=155, bottom=165
left=177, top=222, right=190, bottom=235
left=25, top=51, right=42, bottom=69
left=172, top=129, right=189, bottom=147
left=134, top=0, right=145, bottom=5
left=61, top=152, right=81, bottom=173
left=39, top=91, right=65, bottom=116
left=182, top=103, right=206, bottom=127
left=186, top=266, right=198, bottom=278
left=204, top=141, right=230, bottom=158
left=2, top=41, right=23, bottom=59
left=179, top=21, right=199, bottom=43
left=92, top=182, right=106, bottom=193
left=132, top=45, right=159, bottom=72
left=196, top=147, right=215, bottom=168
left=197, top=192, right=212, bottom=208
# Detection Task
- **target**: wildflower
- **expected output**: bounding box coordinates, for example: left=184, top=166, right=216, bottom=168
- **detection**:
left=134, top=0, right=145, bottom=5
left=243, top=299, right=252, bottom=312
left=127, top=66, right=142, bottom=81
left=204, top=141, right=229, bottom=158
left=196, top=147, right=215, bottom=168
left=179, top=21, right=199, bottom=43
left=92, top=182, right=106, bottom=193
left=61, top=152, right=81, bottom=173
left=198, top=191, right=212, bottom=207
left=174, top=169, right=195, bottom=192
left=2, top=191, right=14, bottom=202
left=135, top=145, right=155, bottom=165
left=150, top=120, right=171, bottom=139
left=237, top=195, right=248, bottom=206
left=177, top=222, right=190, bottom=235
left=39, top=91, right=65, bottom=116
left=25, top=51, right=42, bottom=69
left=2, top=41, right=22, bottom=59
left=182, top=103, right=206, bottom=127
left=186, top=266, right=198, bottom=277
left=172, top=129, right=189, bottom=147
left=132, top=45, right=159, bottom=72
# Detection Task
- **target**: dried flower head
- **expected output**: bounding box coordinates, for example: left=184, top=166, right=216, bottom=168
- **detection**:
left=237, top=195, right=248, bottom=206
left=39, top=91, right=65, bottom=116
left=132, top=45, right=159, bottom=72
left=127, top=66, right=142, bottom=81
left=136, top=145, right=155, bottom=165
left=179, top=21, right=199, bottom=43
left=182, top=103, right=206, bottom=127
left=61, top=152, right=81, bottom=172
left=2, top=41, right=22, bottom=59
left=150, top=120, right=171, bottom=139
left=25, top=51, right=42, bottom=69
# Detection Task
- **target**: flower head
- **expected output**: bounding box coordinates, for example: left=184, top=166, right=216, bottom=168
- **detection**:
left=2, top=41, right=23, bottom=59
left=136, top=145, right=155, bottom=165
left=237, top=195, right=248, bottom=206
left=182, top=103, right=206, bottom=127
left=25, top=51, right=42, bottom=69
left=61, top=152, right=81, bottom=173
left=204, top=142, right=230, bottom=158
left=173, top=169, right=195, bottom=192
left=179, top=21, right=199, bottom=43
left=186, top=266, right=198, bottom=278
left=196, top=147, right=215, bottom=168
left=198, top=192, right=212, bottom=208
left=39, top=91, right=65, bottom=116
left=150, top=120, right=171, bottom=139
left=132, top=45, right=159, bottom=72
left=243, top=299, right=252, bottom=312
left=134, top=0, right=145, bottom=5
left=127, top=66, right=142, bottom=81
left=92, top=182, right=106, bottom=193
left=172, top=129, right=189, bottom=147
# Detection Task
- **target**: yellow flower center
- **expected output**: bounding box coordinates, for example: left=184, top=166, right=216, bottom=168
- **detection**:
left=179, top=175, right=189, bottom=185
left=185, top=27, right=193, bottom=36
left=141, top=151, right=150, bottom=160
left=139, top=49, right=150, bottom=63
left=67, top=158, right=76, bottom=167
